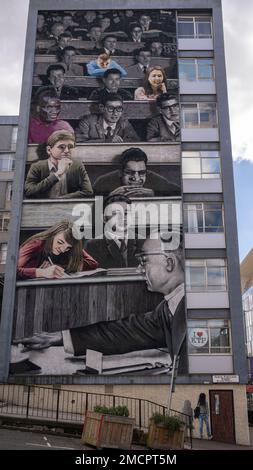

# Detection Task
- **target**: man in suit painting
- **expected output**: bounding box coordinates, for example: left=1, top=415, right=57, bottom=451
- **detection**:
left=15, top=231, right=187, bottom=374
left=76, top=93, right=139, bottom=143
left=88, top=68, right=132, bottom=101
left=126, top=48, right=152, bottom=78
left=86, top=194, right=139, bottom=268
left=93, top=147, right=180, bottom=197
left=24, top=130, right=93, bottom=199
left=44, top=64, right=79, bottom=100
left=147, top=93, right=180, bottom=142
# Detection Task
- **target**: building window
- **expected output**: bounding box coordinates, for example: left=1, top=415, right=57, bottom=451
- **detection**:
left=0, top=213, right=10, bottom=232
left=0, top=243, right=8, bottom=264
left=181, top=103, right=218, bottom=129
left=11, top=126, right=18, bottom=151
left=182, top=151, right=221, bottom=179
left=6, top=182, right=13, bottom=202
left=186, top=259, right=227, bottom=292
left=188, top=320, right=231, bottom=354
left=179, top=59, right=215, bottom=81
left=243, top=288, right=253, bottom=357
left=0, top=154, right=15, bottom=171
left=177, top=16, right=213, bottom=39
left=184, top=203, right=224, bottom=233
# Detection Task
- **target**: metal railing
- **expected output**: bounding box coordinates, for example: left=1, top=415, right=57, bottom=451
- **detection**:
left=0, top=383, right=192, bottom=448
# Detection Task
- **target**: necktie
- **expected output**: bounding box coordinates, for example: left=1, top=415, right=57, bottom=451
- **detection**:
left=105, top=126, right=113, bottom=141
left=119, top=239, right=127, bottom=266
left=143, top=66, right=147, bottom=74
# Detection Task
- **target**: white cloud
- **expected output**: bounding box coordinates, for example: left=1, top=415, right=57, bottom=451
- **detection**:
left=222, top=0, right=253, bottom=161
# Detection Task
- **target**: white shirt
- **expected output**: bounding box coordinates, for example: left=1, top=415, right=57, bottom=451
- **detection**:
left=164, top=283, right=184, bottom=316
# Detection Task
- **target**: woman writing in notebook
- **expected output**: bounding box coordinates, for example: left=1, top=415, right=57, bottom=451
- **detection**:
left=17, top=220, right=98, bottom=280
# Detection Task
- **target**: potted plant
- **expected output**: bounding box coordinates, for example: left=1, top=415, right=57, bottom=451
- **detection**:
left=147, top=412, right=186, bottom=449
left=81, top=405, right=135, bottom=449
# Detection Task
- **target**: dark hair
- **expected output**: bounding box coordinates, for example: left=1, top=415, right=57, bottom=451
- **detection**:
left=103, top=194, right=131, bottom=213
left=33, top=86, right=59, bottom=106
left=100, top=93, right=123, bottom=106
left=142, top=66, right=167, bottom=97
left=120, top=148, right=148, bottom=170
left=58, top=31, right=73, bottom=39
left=46, top=64, right=66, bottom=78
left=21, top=220, right=84, bottom=273
left=102, top=34, right=118, bottom=44
left=156, top=92, right=178, bottom=108
left=198, top=393, right=207, bottom=406
left=103, top=68, right=122, bottom=79
left=134, top=47, right=151, bottom=60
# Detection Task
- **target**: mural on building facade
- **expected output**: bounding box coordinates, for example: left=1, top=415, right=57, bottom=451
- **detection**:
left=10, top=9, right=187, bottom=377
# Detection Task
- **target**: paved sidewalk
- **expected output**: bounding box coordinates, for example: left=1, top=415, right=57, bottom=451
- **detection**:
left=191, top=427, right=253, bottom=450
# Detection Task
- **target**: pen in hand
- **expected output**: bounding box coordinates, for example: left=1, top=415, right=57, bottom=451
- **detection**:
left=48, top=256, right=70, bottom=277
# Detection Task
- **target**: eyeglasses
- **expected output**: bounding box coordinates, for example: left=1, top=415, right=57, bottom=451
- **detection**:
left=160, top=103, right=178, bottom=110
left=123, top=170, right=147, bottom=176
left=105, top=106, right=123, bottom=113
left=135, top=251, right=168, bottom=265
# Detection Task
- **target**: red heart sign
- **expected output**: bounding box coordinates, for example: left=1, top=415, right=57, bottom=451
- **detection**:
left=197, top=331, right=203, bottom=337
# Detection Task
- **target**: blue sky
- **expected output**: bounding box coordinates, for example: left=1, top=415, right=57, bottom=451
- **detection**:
left=0, top=0, right=252, bottom=260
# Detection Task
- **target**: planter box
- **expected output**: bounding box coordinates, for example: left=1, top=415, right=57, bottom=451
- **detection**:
left=81, top=411, right=135, bottom=449
left=147, top=420, right=186, bottom=450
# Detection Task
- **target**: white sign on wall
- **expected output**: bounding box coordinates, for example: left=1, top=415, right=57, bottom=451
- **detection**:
left=188, top=328, right=208, bottom=348
left=212, top=375, right=239, bottom=383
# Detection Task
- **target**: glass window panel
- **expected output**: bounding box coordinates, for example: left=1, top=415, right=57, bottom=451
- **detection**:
left=196, top=21, right=212, bottom=38
left=188, top=320, right=208, bottom=327
left=198, top=60, right=214, bottom=80
left=208, top=320, right=228, bottom=327
left=179, top=60, right=196, bottom=81
left=182, top=105, right=199, bottom=128
left=0, top=244, right=8, bottom=264
left=182, top=151, right=201, bottom=158
left=186, top=266, right=206, bottom=290
left=202, top=158, right=221, bottom=175
left=182, top=157, right=201, bottom=175
left=201, top=151, right=219, bottom=158
left=210, top=327, right=230, bottom=353
left=204, top=207, right=223, bottom=232
left=207, top=267, right=226, bottom=290
left=178, top=22, right=194, bottom=38
left=199, top=103, right=217, bottom=127
left=206, top=259, right=226, bottom=267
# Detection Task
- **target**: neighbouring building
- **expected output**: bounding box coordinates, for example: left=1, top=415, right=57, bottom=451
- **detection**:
left=0, top=116, right=18, bottom=312
left=0, top=0, right=249, bottom=446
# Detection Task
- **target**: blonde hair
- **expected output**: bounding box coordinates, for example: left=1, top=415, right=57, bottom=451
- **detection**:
left=47, top=130, right=75, bottom=148
left=22, top=220, right=83, bottom=272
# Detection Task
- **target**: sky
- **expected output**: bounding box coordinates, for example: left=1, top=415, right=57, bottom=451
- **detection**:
left=0, top=0, right=252, bottom=259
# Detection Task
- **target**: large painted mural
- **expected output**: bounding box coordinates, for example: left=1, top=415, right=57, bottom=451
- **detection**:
left=10, top=9, right=187, bottom=377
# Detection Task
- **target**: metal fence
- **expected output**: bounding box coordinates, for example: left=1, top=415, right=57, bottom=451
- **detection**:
left=0, top=383, right=192, bottom=448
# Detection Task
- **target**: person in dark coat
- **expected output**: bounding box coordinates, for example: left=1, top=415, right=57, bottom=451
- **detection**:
left=44, top=64, right=79, bottom=100
left=147, top=93, right=180, bottom=142
left=25, top=130, right=93, bottom=199
left=16, top=231, right=187, bottom=374
left=93, top=147, right=180, bottom=197
left=76, top=93, right=139, bottom=143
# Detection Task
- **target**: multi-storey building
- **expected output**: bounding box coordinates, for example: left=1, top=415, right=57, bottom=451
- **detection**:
left=0, top=1, right=249, bottom=445
left=0, top=117, right=18, bottom=308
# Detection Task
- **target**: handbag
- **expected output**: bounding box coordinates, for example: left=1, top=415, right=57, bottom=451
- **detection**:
left=194, top=405, right=200, bottom=419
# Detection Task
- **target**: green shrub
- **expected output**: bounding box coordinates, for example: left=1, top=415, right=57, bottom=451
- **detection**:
left=151, top=413, right=182, bottom=436
left=93, top=405, right=129, bottom=417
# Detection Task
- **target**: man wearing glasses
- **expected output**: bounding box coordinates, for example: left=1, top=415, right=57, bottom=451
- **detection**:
left=76, top=93, right=139, bottom=143
left=93, top=147, right=180, bottom=197
left=147, top=92, right=180, bottom=142
left=15, top=231, right=187, bottom=374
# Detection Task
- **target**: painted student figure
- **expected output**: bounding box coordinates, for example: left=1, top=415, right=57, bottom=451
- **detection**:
left=197, top=393, right=213, bottom=440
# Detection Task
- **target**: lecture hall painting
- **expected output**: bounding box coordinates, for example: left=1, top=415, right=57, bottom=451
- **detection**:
left=10, top=9, right=187, bottom=378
